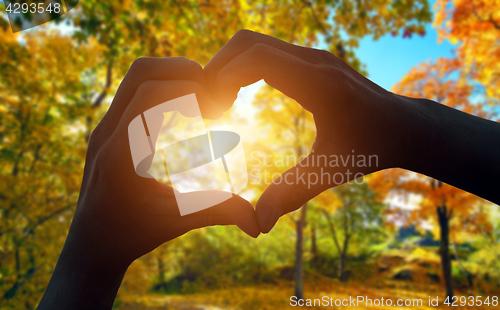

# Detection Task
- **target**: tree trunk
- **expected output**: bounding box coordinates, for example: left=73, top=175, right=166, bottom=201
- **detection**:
left=437, top=205, right=454, bottom=300
left=338, top=251, right=346, bottom=280
left=294, top=203, right=307, bottom=300
left=339, top=236, right=349, bottom=281
left=157, top=255, right=165, bottom=285
left=322, top=208, right=345, bottom=281
left=153, top=244, right=168, bottom=291
left=310, top=225, right=318, bottom=266
left=85, top=60, right=113, bottom=142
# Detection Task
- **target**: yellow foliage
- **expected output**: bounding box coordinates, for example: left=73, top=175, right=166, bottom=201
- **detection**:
left=434, top=0, right=500, bottom=102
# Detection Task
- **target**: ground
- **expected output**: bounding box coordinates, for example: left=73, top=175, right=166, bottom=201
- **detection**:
left=114, top=273, right=498, bottom=310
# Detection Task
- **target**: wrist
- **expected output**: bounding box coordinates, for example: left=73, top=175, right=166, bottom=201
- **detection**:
left=386, top=94, right=437, bottom=171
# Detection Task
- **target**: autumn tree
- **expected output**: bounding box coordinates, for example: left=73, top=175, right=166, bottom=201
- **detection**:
left=434, top=0, right=500, bottom=102
left=314, top=183, right=386, bottom=281
left=0, top=28, right=102, bottom=308
left=247, top=86, right=316, bottom=299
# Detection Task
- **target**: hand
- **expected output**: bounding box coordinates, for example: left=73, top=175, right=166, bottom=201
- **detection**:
left=205, top=30, right=415, bottom=233
left=38, top=57, right=260, bottom=310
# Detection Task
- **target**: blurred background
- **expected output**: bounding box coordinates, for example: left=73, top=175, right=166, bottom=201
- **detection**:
left=1, top=0, right=499, bottom=309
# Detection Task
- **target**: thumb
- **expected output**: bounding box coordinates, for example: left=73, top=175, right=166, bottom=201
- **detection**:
left=181, top=193, right=261, bottom=238
left=255, top=152, right=337, bottom=233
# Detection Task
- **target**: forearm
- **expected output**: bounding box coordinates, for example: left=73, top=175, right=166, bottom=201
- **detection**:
left=398, top=95, right=500, bottom=204
left=37, top=227, right=128, bottom=310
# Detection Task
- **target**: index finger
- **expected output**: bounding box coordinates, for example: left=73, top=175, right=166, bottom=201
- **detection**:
left=204, top=30, right=331, bottom=110
left=92, top=57, right=206, bottom=144
left=205, top=29, right=323, bottom=79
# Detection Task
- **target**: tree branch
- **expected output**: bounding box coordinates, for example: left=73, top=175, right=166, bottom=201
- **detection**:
left=92, top=60, right=114, bottom=109
left=488, top=13, right=500, bottom=30
left=28, top=143, right=43, bottom=174
left=322, top=209, right=342, bottom=255
left=21, top=204, right=74, bottom=241
left=471, top=3, right=500, bottom=31
left=86, top=60, right=114, bottom=142
left=3, top=249, right=42, bottom=299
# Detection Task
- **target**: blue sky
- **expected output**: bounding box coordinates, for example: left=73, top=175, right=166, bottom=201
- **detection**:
left=356, top=24, right=456, bottom=91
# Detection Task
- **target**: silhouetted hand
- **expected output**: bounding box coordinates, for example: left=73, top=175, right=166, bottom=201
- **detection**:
left=205, top=30, right=408, bottom=232
left=37, top=57, right=259, bottom=310
left=205, top=29, right=500, bottom=233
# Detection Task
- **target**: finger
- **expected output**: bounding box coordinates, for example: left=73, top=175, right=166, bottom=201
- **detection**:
left=255, top=152, right=345, bottom=233
left=210, top=42, right=317, bottom=111
left=119, top=80, right=224, bottom=125
left=205, top=30, right=333, bottom=109
left=182, top=194, right=260, bottom=238
left=104, top=80, right=223, bottom=179
left=92, top=57, right=206, bottom=143
left=205, top=29, right=324, bottom=83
